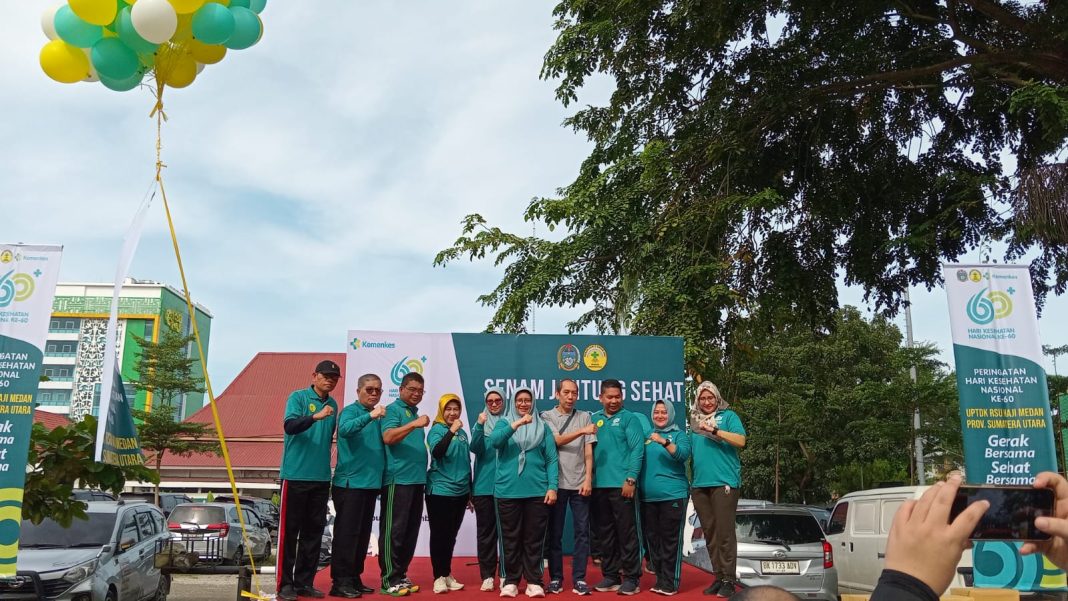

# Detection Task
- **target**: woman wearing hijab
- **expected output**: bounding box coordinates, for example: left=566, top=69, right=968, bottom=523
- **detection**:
left=426, top=394, right=471, bottom=594
left=640, top=400, right=692, bottom=596
left=470, top=387, right=506, bottom=591
left=490, top=387, right=559, bottom=598
left=690, top=381, right=747, bottom=598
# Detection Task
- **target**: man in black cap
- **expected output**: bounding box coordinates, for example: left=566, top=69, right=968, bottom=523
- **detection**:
left=276, top=359, right=340, bottom=601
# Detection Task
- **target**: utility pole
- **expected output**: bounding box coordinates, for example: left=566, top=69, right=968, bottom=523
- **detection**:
left=905, top=288, right=926, bottom=485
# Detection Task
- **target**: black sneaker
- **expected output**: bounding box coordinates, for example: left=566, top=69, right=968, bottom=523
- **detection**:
left=328, top=585, right=362, bottom=599
left=702, top=582, right=720, bottom=596
left=593, top=578, right=621, bottom=592
left=278, top=585, right=299, bottom=601
left=355, top=582, right=375, bottom=594
left=617, top=580, right=639, bottom=596
left=296, top=587, right=327, bottom=599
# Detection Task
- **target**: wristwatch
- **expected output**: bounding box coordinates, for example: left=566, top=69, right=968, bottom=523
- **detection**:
left=624, top=477, right=637, bottom=486
left=660, top=438, right=671, bottom=447
left=711, top=425, right=720, bottom=436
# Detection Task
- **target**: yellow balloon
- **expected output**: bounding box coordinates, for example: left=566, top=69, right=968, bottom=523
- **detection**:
left=69, top=0, right=119, bottom=26
left=215, top=0, right=229, bottom=5
left=159, top=53, right=196, bottom=88
left=172, top=13, right=193, bottom=42
left=168, top=0, right=206, bottom=14
left=188, top=39, right=226, bottom=64
left=40, top=40, right=91, bottom=84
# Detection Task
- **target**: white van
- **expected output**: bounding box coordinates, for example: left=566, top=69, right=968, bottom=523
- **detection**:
left=824, top=486, right=972, bottom=594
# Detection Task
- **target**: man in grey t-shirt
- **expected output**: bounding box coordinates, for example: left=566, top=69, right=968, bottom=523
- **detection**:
left=541, top=378, right=597, bottom=595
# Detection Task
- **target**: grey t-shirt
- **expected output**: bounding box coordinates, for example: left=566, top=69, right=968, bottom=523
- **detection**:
left=541, top=407, right=597, bottom=491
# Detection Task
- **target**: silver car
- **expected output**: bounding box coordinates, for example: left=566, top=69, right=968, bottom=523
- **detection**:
left=167, top=503, right=271, bottom=564
left=1, top=500, right=171, bottom=601
left=687, top=504, right=838, bottom=600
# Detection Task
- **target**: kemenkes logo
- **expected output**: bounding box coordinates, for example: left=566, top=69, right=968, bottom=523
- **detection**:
left=966, top=288, right=1013, bottom=325
left=350, top=338, right=397, bottom=350
left=391, top=355, right=427, bottom=385
left=0, top=270, right=35, bottom=308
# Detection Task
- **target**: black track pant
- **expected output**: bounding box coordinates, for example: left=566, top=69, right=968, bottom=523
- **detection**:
left=641, top=498, right=687, bottom=592
left=277, top=480, right=330, bottom=590
left=331, top=486, right=379, bottom=588
left=471, top=495, right=500, bottom=580
left=379, top=483, right=424, bottom=587
left=591, top=487, right=642, bottom=583
left=426, top=494, right=468, bottom=578
left=497, top=497, right=550, bottom=588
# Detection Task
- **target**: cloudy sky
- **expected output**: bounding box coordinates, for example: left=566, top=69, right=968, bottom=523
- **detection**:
left=4, top=1, right=1068, bottom=393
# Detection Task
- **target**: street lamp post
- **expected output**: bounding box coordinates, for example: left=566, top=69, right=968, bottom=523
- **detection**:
left=905, top=288, right=926, bottom=485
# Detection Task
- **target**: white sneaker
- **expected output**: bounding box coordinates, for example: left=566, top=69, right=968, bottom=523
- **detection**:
left=500, top=584, right=519, bottom=598
left=525, top=584, right=545, bottom=598
left=433, top=576, right=448, bottom=594
left=444, top=576, right=464, bottom=591
left=481, top=578, right=495, bottom=592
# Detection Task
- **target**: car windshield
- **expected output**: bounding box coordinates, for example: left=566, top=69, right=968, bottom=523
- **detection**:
left=169, top=506, right=225, bottom=525
left=736, top=513, right=824, bottom=545
left=20, top=513, right=116, bottom=548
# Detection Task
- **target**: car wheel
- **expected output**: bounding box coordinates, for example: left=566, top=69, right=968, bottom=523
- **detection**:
left=153, top=574, right=170, bottom=601
left=105, top=587, right=118, bottom=601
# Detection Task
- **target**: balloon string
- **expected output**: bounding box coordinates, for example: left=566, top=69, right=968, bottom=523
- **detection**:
left=154, top=107, right=267, bottom=599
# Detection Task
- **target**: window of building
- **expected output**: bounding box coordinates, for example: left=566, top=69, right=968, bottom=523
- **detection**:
left=65, top=320, right=75, bottom=329
left=50, top=319, right=60, bottom=330
left=61, top=344, right=73, bottom=353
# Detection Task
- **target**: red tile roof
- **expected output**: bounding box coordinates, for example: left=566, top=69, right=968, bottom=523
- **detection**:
left=160, top=352, right=345, bottom=469
left=185, top=352, right=346, bottom=438
left=34, top=410, right=71, bottom=430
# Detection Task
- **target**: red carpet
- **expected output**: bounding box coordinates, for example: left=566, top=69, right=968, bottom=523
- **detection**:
left=314, top=557, right=730, bottom=599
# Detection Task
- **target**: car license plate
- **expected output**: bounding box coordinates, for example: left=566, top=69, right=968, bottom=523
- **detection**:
left=761, top=561, right=800, bottom=574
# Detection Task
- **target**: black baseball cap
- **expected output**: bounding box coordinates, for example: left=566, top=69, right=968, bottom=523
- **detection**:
left=315, top=360, right=342, bottom=377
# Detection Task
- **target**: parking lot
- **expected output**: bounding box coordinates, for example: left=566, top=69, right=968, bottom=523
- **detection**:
left=170, top=574, right=276, bottom=601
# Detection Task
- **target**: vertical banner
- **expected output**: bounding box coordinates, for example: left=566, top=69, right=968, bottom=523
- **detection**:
left=943, top=264, right=1065, bottom=591
left=345, top=331, right=684, bottom=556
left=94, top=192, right=154, bottom=464
left=0, top=244, right=63, bottom=575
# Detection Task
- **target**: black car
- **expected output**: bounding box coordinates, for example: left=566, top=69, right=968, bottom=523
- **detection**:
left=70, top=489, right=117, bottom=502
left=122, top=491, right=195, bottom=517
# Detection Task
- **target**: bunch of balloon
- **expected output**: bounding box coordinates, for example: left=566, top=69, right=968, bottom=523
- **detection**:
left=39, top=0, right=266, bottom=93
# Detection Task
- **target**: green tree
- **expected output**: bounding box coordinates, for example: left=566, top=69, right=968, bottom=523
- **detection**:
left=436, top=2, right=1068, bottom=374
left=723, top=308, right=961, bottom=503
left=132, top=330, right=205, bottom=413
left=25, top=416, right=158, bottom=526
left=131, top=403, right=218, bottom=506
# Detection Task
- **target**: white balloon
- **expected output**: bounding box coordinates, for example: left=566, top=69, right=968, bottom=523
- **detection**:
left=41, top=4, right=62, bottom=40
left=131, top=0, right=178, bottom=44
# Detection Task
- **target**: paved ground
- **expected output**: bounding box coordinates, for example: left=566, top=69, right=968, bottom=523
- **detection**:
left=170, top=573, right=277, bottom=601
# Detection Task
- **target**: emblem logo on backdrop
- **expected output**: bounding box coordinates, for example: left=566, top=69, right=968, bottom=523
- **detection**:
left=391, top=356, right=428, bottom=386
left=557, top=344, right=580, bottom=371
left=583, top=344, right=608, bottom=371
left=351, top=337, right=397, bottom=350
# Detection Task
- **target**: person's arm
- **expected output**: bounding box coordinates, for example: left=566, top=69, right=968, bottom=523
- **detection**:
left=337, top=408, right=371, bottom=438
left=544, top=425, right=559, bottom=504
left=382, top=409, right=429, bottom=445
left=470, top=421, right=486, bottom=454
left=579, top=440, right=593, bottom=496
left=554, top=424, right=595, bottom=447
left=668, top=430, right=691, bottom=461
left=871, top=570, right=939, bottom=601
left=489, top=417, right=520, bottom=449
left=623, top=415, right=644, bottom=481
left=1022, top=471, right=1068, bottom=569
left=431, top=430, right=457, bottom=459
left=698, top=412, right=746, bottom=448
left=284, top=416, right=314, bottom=435
left=282, top=392, right=333, bottom=435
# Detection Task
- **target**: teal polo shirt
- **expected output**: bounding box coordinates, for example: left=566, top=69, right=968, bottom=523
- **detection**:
left=382, top=400, right=428, bottom=486
left=333, top=401, right=386, bottom=490
left=280, top=386, right=338, bottom=482
left=426, top=423, right=472, bottom=497
left=691, top=410, right=746, bottom=488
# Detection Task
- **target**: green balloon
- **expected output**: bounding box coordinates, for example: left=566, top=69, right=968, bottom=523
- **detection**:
left=115, top=7, right=158, bottom=54
left=91, top=38, right=139, bottom=80
left=224, top=6, right=261, bottom=50
left=229, top=0, right=250, bottom=7
left=192, top=3, right=235, bottom=45
left=54, top=5, right=104, bottom=48
left=99, top=70, right=144, bottom=92
left=249, top=0, right=266, bottom=14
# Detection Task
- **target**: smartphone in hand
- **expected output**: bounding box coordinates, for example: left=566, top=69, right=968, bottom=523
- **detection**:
left=949, top=485, right=1054, bottom=541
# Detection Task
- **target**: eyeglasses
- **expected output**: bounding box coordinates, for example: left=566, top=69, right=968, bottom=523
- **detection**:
left=486, top=397, right=503, bottom=403
left=404, top=386, right=425, bottom=395
left=364, top=387, right=382, bottom=394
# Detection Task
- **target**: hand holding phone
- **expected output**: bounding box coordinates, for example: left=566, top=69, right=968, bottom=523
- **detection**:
left=949, top=485, right=1054, bottom=541
left=1021, top=472, right=1068, bottom=571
